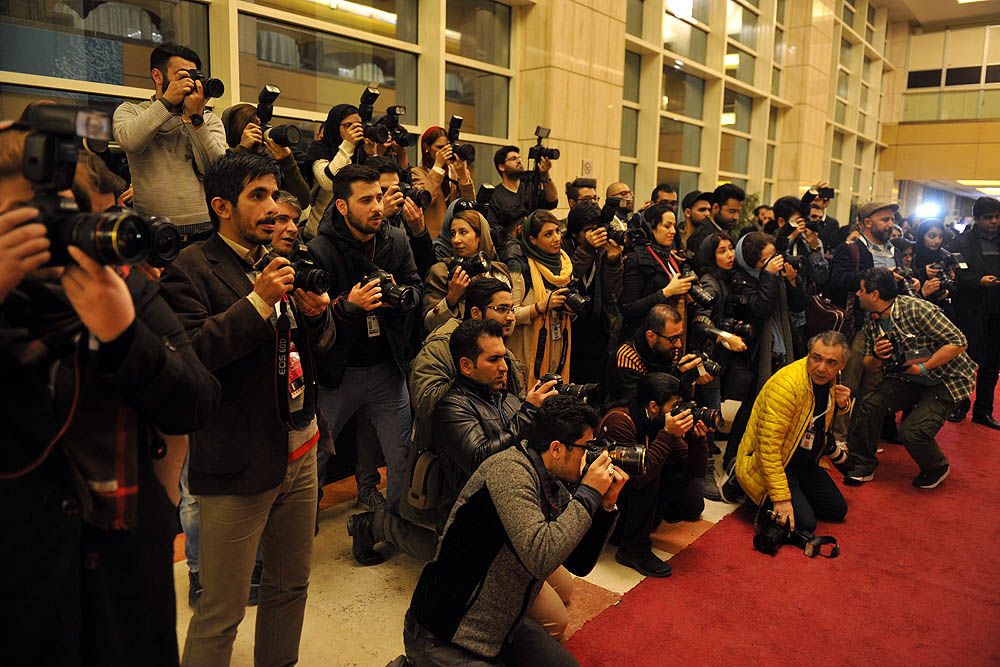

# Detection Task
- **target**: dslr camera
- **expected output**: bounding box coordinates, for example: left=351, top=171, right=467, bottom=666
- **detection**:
left=929, top=253, right=960, bottom=293
left=358, top=87, right=391, bottom=144
left=583, top=429, right=646, bottom=478
left=185, top=69, right=224, bottom=98
left=383, top=106, right=414, bottom=147
left=256, top=85, right=301, bottom=148
left=398, top=182, right=432, bottom=209
left=361, top=268, right=415, bottom=310
left=527, top=126, right=560, bottom=162
left=560, top=278, right=593, bottom=318
left=754, top=509, right=839, bottom=558
left=669, top=398, right=723, bottom=430
left=21, top=105, right=157, bottom=266
left=780, top=253, right=805, bottom=273
left=539, top=373, right=600, bottom=405
left=719, top=317, right=754, bottom=339
left=446, top=115, right=476, bottom=163
left=673, top=249, right=716, bottom=308
left=287, top=244, right=331, bottom=294
left=448, top=251, right=492, bottom=280
left=878, top=330, right=934, bottom=374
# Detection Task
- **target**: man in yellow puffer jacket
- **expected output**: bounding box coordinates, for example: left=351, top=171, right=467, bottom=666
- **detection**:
left=732, top=331, right=854, bottom=533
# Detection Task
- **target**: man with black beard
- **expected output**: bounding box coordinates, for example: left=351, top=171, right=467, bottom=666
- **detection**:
left=486, top=146, right=557, bottom=229
left=686, top=183, right=745, bottom=255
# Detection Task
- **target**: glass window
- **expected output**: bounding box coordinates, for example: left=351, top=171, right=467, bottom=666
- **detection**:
left=722, top=89, right=752, bottom=132
left=832, top=131, right=844, bottom=159
left=771, top=67, right=781, bottom=96
left=625, top=51, right=642, bottom=103
left=856, top=110, right=866, bottom=134
left=855, top=139, right=864, bottom=165
left=860, top=84, right=869, bottom=111
left=663, top=12, right=708, bottom=63
left=717, top=176, right=748, bottom=189
left=719, top=133, right=750, bottom=174
left=763, top=181, right=773, bottom=205
left=727, top=0, right=758, bottom=50
left=829, top=161, right=841, bottom=189
left=658, top=119, right=702, bottom=166
left=620, top=162, right=637, bottom=191
left=907, top=70, right=942, bottom=89
left=621, top=107, right=639, bottom=158
left=863, top=57, right=872, bottom=82
left=238, top=14, right=417, bottom=117
left=988, top=65, right=1000, bottom=84
left=853, top=168, right=861, bottom=192
left=867, top=4, right=876, bottom=25
left=464, top=141, right=502, bottom=192
left=0, top=0, right=209, bottom=88
left=446, top=0, right=510, bottom=68
left=774, top=27, right=785, bottom=64
left=776, top=0, right=787, bottom=25
left=244, top=0, right=417, bottom=43
left=837, top=69, right=849, bottom=99
left=866, top=25, right=874, bottom=45
left=982, top=89, right=1000, bottom=118
left=945, top=67, right=981, bottom=86
left=840, top=39, right=852, bottom=67
left=842, top=4, right=855, bottom=29
left=0, top=83, right=131, bottom=123
left=765, top=144, right=775, bottom=178
left=835, top=99, right=847, bottom=124
left=726, top=44, right=755, bottom=84
left=768, top=106, right=778, bottom=141
left=444, top=63, right=508, bottom=137
left=656, top=168, right=700, bottom=200
left=902, top=92, right=940, bottom=122
left=939, top=90, right=981, bottom=120
left=661, top=65, right=705, bottom=117
left=665, top=0, right=710, bottom=25
left=627, top=0, right=644, bottom=37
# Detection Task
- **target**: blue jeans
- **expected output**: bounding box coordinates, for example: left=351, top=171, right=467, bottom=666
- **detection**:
left=317, top=361, right=413, bottom=512
left=179, top=453, right=200, bottom=572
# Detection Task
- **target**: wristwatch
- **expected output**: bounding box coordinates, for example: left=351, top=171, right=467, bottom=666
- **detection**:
left=189, top=113, right=204, bottom=127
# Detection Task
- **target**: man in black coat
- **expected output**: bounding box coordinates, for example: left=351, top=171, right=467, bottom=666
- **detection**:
left=947, top=196, right=1000, bottom=428
left=160, top=151, right=334, bottom=666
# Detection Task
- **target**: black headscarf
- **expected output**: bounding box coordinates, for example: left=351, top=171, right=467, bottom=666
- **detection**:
left=306, top=104, right=360, bottom=164
left=913, top=218, right=946, bottom=273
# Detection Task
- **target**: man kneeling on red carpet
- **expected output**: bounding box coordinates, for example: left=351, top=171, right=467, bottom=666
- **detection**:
left=729, top=331, right=853, bottom=536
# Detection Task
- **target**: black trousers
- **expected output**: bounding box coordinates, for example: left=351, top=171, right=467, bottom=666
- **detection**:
left=618, top=463, right=704, bottom=554
left=761, top=460, right=847, bottom=534
left=969, top=315, right=1000, bottom=418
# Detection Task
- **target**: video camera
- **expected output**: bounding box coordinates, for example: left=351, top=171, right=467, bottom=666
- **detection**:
left=383, top=105, right=414, bottom=147
left=584, top=429, right=647, bottom=478
left=670, top=398, right=723, bottom=429
left=358, top=87, right=391, bottom=144
left=878, top=330, right=934, bottom=374
left=185, top=69, right=224, bottom=99
left=539, top=373, right=600, bottom=405
left=256, top=85, right=301, bottom=148
left=21, top=105, right=157, bottom=266
left=361, top=268, right=415, bottom=310
left=448, top=251, right=492, bottom=280
left=446, top=115, right=476, bottom=164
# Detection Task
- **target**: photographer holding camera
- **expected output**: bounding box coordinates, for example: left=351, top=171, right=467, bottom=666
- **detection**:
left=911, top=219, right=957, bottom=313
left=158, top=151, right=334, bottom=665
left=303, top=103, right=368, bottom=240
left=602, top=372, right=709, bottom=577
left=422, top=200, right=515, bottom=333
left=403, top=395, right=624, bottom=666
left=113, top=44, right=227, bottom=243
left=411, top=125, right=476, bottom=237
left=946, top=197, right=1000, bottom=429
left=842, top=268, right=978, bottom=488
left=487, top=145, right=558, bottom=229
left=731, top=332, right=851, bottom=542
left=1, top=111, right=220, bottom=665
left=367, top=156, right=436, bottom=279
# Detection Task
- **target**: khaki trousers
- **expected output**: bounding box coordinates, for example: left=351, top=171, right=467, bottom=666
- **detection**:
left=526, top=565, right=575, bottom=640
left=182, top=449, right=317, bottom=667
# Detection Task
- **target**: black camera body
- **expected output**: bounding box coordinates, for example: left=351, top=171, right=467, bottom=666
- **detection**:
left=361, top=268, right=415, bottom=310
left=559, top=278, right=592, bottom=318
left=879, top=330, right=934, bottom=374
left=539, top=373, right=600, bottom=405
left=583, top=430, right=647, bottom=478
left=256, top=85, right=301, bottom=148
left=527, top=125, right=560, bottom=161
left=185, top=69, right=224, bottom=99
left=929, top=253, right=959, bottom=293
left=446, top=115, right=476, bottom=163
left=384, top=106, right=414, bottom=147
left=22, top=105, right=154, bottom=266
left=781, top=253, right=805, bottom=272
left=719, top=317, right=754, bottom=340
left=670, top=398, right=723, bottom=429
left=288, top=244, right=331, bottom=294
left=448, top=251, right=492, bottom=279
left=358, top=87, right=391, bottom=144
left=398, top=182, right=432, bottom=209
left=894, top=266, right=916, bottom=296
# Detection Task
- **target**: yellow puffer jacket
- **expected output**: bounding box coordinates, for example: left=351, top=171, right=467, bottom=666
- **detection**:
left=734, top=358, right=851, bottom=505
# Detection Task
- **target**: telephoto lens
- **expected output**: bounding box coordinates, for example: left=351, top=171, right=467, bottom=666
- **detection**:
left=264, top=125, right=301, bottom=147
left=291, top=252, right=331, bottom=294
left=583, top=437, right=647, bottom=477
left=449, top=251, right=492, bottom=279
left=363, top=123, right=390, bottom=144
left=43, top=208, right=152, bottom=266
left=680, top=270, right=715, bottom=307
left=147, top=217, right=181, bottom=268
left=185, top=70, right=224, bottom=98
left=670, top=400, right=723, bottom=430
left=539, top=373, right=601, bottom=404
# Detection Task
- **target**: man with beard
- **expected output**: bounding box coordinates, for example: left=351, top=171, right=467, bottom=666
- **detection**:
left=486, top=146, right=558, bottom=229
left=608, top=303, right=711, bottom=401
left=681, top=190, right=713, bottom=246
left=160, top=151, right=334, bottom=665
left=687, top=183, right=745, bottom=255
left=601, top=372, right=709, bottom=577
left=307, top=164, right=426, bottom=565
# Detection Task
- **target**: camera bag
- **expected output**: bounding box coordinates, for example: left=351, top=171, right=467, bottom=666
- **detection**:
left=407, top=448, right=442, bottom=511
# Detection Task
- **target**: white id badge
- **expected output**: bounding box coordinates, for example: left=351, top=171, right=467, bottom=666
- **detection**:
left=550, top=312, right=562, bottom=341
left=366, top=313, right=381, bottom=338
left=800, top=431, right=815, bottom=451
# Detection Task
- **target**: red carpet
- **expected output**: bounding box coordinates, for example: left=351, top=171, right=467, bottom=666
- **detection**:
left=567, top=417, right=1000, bottom=666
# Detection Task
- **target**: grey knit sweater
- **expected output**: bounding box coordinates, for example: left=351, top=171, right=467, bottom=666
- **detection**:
left=113, top=98, right=227, bottom=225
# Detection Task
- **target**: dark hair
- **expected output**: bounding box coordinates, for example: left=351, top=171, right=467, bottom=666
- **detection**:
left=526, top=210, right=559, bottom=239
left=566, top=202, right=601, bottom=237
left=150, top=43, right=202, bottom=75
left=221, top=103, right=258, bottom=149
left=973, top=196, right=1000, bottom=219
left=860, top=267, right=898, bottom=300
left=806, top=330, right=850, bottom=359
left=681, top=190, right=708, bottom=211
left=712, top=183, right=746, bottom=207
left=203, top=151, right=280, bottom=227
left=651, top=183, right=676, bottom=201
left=810, top=201, right=823, bottom=211
left=366, top=155, right=402, bottom=178
left=636, top=372, right=682, bottom=407
left=494, top=145, right=520, bottom=174
left=642, top=303, right=682, bottom=336
left=915, top=218, right=945, bottom=247
left=79, top=153, right=126, bottom=198
left=333, top=164, right=380, bottom=204
left=464, top=277, right=511, bottom=319
left=449, top=318, right=505, bottom=368
left=740, top=231, right=774, bottom=268
left=643, top=202, right=675, bottom=230
left=753, top=205, right=773, bottom=216
left=527, top=395, right=600, bottom=453
left=772, top=196, right=801, bottom=224
left=566, top=177, right=597, bottom=202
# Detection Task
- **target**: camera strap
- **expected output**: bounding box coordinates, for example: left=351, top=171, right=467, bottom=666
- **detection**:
left=801, top=533, right=840, bottom=558
left=274, top=299, right=318, bottom=431
left=646, top=246, right=679, bottom=278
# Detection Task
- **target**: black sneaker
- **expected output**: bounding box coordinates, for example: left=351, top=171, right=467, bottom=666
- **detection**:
left=347, top=512, right=384, bottom=566
left=718, top=459, right=745, bottom=504
left=913, top=464, right=950, bottom=489
left=356, top=487, right=387, bottom=512
left=843, top=466, right=875, bottom=486
left=614, top=549, right=672, bottom=578
left=247, top=561, right=262, bottom=606
left=188, top=570, right=203, bottom=608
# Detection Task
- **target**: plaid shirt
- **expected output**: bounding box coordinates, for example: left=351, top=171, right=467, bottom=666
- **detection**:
left=862, top=295, right=978, bottom=403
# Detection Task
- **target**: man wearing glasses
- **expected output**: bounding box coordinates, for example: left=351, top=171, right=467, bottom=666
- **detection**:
left=486, top=145, right=558, bottom=230
left=609, top=303, right=713, bottom=401
left=565, top=177, right=599, bottom=209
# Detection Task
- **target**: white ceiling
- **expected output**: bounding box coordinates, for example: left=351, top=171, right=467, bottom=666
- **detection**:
left=880, top=0, right=1000, bottom=29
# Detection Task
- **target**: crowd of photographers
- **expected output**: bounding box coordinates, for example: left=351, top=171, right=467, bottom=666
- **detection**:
left=3, top=42, right=1000, bottom=667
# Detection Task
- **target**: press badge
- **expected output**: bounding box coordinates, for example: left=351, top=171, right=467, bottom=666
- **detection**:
left=367, top=313, right=381, bottom=337
left=288, top=347, right=304, bottom=399
left=550, top=311, right=563, bottom=341
left=800, top=431, right=815, bottom=451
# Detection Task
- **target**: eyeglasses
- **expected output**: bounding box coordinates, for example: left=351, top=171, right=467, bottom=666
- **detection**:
left=609, top=190, right=632, bottom=198
left=577, top=195, right=600, bottom=204
left=504, top=156, right=521, bottom=162
left=561, top=439, right=601, bottom=451
left=653, top=331, right=684, bottom=345
left=486, top=304, right=515, bottom=315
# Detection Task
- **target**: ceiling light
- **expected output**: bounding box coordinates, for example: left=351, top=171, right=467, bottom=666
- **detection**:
left=956, top=0, right=988, bottom=4
left=977, top=187, right=1000, bottom=196
left=958, top=180, right=1000, bottom=186
left=916, top=202, right=940, bottom=218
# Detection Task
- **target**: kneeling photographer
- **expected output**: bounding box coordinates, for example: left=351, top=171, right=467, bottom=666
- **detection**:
left=842, top=268, right=978, bottom=489
left=1, top=108, right=220, bottom=663
left=732, top=332, right=852, bottom=551
left=602, top=372, right=712, bottom=577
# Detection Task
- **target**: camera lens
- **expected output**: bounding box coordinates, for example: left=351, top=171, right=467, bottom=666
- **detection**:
left=295, top=267, right=331, bottom=294
left=67, top=210, right=152, bottom=265
left=608, top=446, right=646, bottom=477
left=147, top=217, right=180, bottom=267
left=266, top=125, right=301, bottom=147
left=203, top=77, right=225, bottom=99
left=365, top=123, right=390, bottom=144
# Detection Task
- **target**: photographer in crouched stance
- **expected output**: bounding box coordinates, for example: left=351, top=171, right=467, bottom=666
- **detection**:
left=734, top=331, right=853, bottom=547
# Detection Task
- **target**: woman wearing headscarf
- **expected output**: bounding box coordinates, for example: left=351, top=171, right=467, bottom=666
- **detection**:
left=410, top=126, right=475, bottom=237
left=912, top=218, right=956, bottom=310
left=302, top=104, right=366, bottom=240
left=421, top=200, right=516, bottom=333
left=220, top=103, right=310, bottom=209
left=506, top=210, right=576, bottom=387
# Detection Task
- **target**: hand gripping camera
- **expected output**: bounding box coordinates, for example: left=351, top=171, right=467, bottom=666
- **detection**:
left=448, top=251, right=492, bottom=280
left=878, top=331, right=933, bottom=374
left=21, top=105, right=156, bottom=266
left=446, top=115, right=476, bottom=164
left=528, top=126, right=560, bottom=161
left=358, top=87, right=391, bottom=144
left=539, top=373, right=600, bottom=405
left=583, top=428, right=646, bottom=478
left=256, top=85, right=301, bottom=148
left=669, top=398, right=723, bottom=430
left=288, top=244, right=331, bottom=294
left=361, top=268, right=415, bottom=310
left=561, top=278, right=593, bottom=318
left=398, top=182, right=432, bottom=209
left=185, top=69, right=225, bottom=99
left=672, top=249, right=716, bottom=308
left=383, top=106, right=414, bottom=147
